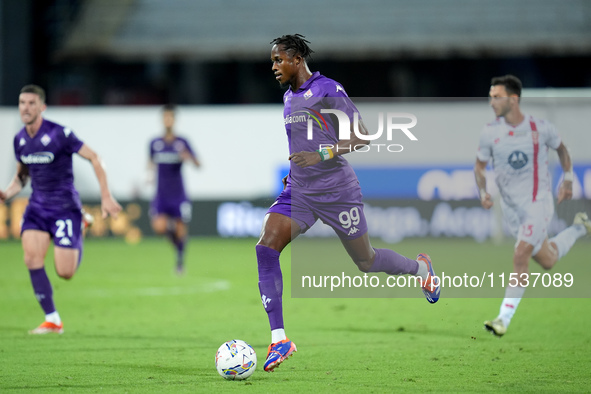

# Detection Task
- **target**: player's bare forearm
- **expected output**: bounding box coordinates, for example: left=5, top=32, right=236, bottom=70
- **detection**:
left=556, top=142, right=572, bottom=175
left=146, top=160, right=156, bottom=184
left=1, top=163, right=28, bottom=203
left=331, top=118, right=371, bottom=158
left=90, top=159, right=122, bottom=217
left=290, top=119, right=371, bottom=168
left=78, top=144, right=122, bottom=217
left=474, top=159, right=493, bottom=209
left=556, top=142, right=573, bottom=204
left=1, top=178, right=23, bottom=203
left=289, top=150, right=321, bottom=168
left=180, top=150, right=201, bottom=167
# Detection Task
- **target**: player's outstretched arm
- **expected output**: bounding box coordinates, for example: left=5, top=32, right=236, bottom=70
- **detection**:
left=77, top=144, right=122, bottom=218
left=0, top=162, right=29, bottom=203
left=180, top=149, right=201, bottom=167
left=474, top=159, right=493, bottom=209
left=556, top=142, right=573, bottom=204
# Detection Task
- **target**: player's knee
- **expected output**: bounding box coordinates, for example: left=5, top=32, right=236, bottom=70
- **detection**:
left=513, top=248, right=530, bottom=265
left=56, top=268, right=74, bottom=280
left=354, top=258, right=373, bottom=273
left=175, top=223, right=187, bottom=238
left=152, top=221, right=167, bottom=234
left=257, top=229, right=286, bottom=252
left=23, top=255, right=43, bottom=269
left=534, top=255, right=555, bottom=270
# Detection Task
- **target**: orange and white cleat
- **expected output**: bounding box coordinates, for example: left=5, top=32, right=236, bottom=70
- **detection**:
left=82, top=209, right=94, bottom=230
left=417, top=253, right=440, bottom=304
left=29, top=321, right=64, bottom=335
left=263, top=338, right=297, bottom=372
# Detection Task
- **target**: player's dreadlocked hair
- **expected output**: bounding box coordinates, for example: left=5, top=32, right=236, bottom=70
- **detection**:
left=270, top=34, right=314, bottom=61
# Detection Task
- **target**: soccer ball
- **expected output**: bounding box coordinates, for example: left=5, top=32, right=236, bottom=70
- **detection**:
left=215, top=339, right=257, bottom=380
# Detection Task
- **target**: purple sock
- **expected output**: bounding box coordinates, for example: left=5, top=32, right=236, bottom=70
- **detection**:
left=256, top=245, right=284, bottom=330
left=175, top=238, right=186, bottom=268
left=369, top=248, right=418, bottom=275
left=29, top=268, right=56, bottom=315
left=77, top=245, right=83, bottom=267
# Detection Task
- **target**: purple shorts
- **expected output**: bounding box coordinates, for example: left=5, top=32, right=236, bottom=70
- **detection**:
left=268, top=184, right=368, bottom=240
left=21, top=204, right=83, bottom=250
left=150, top=198, right=192, bottom=223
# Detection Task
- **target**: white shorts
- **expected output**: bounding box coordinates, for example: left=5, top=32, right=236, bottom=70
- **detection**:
left=501, top=195, right=554, bottom=256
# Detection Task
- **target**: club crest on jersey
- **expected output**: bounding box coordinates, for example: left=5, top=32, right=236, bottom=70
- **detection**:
left=173, top=140, right=185, bottom=151
left=41, top=134, right=51, bottom=146
left=508, top=150, right=528, bottom=170
left=304, top=89, right=313, bottom=100
left=153, top=140, right=165, bottom=151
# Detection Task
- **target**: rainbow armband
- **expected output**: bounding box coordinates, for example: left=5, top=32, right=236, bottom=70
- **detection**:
left=317, top=147, right=334, bottom=161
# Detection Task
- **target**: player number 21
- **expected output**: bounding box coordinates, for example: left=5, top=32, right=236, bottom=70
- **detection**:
left=339, top=207, right=360, bottom=229
left=55, top=219, right=74, bottom=238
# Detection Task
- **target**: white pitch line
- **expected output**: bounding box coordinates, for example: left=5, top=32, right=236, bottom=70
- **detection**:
left=85, top=280, right=231, bottom=298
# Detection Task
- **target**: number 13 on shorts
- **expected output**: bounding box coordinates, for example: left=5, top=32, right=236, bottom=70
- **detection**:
left=521, top=224, right=533, bottom=238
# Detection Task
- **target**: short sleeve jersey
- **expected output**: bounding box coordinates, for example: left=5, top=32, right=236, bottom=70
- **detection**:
left=476, top=114, right=561, bottom=207
left=149, top=136, right=195, bottom=202
left=283, top=71, right=359, bottom=193
left=14, top=119, right=84, bottom=212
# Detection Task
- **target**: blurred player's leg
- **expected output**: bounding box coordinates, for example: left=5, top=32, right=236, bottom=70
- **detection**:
left=488, top=285, right=525, bottom=337
left=82, top=208, right=94, bottom=233
left=53, top=209, right=83, bottom=279
left=23, top=230, right=63, bottom=334
left=173, top=219, right=187, bottom=274
left=548, top=212, right=589, bottom=260
left=54, top=247, right=79, bottom=280
left=486, top=239, right=532, bottom=337
left=152, top=214, right=180, bottom=272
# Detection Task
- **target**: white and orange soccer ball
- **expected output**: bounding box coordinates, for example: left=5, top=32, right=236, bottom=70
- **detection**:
left=215, top=339, right=257, bottom=380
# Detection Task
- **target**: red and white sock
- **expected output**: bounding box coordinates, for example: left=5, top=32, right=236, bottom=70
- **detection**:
left=498, top=286, right=526, bottom=327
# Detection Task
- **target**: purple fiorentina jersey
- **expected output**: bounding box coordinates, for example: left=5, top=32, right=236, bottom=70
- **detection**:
left=150, top=136, right=195, bottom=201
left=283, top=72, right=359, bottom=193
left=13, top=119, right=84, bottom=212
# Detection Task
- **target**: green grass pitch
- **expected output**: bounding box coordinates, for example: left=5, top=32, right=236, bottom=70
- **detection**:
left=1, top=237, right=590, bottom=392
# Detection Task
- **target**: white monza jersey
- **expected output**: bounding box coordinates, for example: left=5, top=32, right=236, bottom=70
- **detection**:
left=477, top=114, right=561, bottom=209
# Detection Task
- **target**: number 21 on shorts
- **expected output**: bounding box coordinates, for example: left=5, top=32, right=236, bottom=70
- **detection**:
left=56, top=219, right=74, bottom=238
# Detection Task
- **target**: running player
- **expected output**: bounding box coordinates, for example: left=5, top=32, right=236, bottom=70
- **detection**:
left=257, top=34, right=441, bottom=372
left=149, top=105, right=200, bottom=274
left=0, top=84, right=122, bottom=334
left=475, top=74, right=591, bottom=337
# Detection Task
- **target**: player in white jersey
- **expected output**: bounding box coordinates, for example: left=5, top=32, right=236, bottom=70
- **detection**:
left=474, top=75, right=591, bottom=337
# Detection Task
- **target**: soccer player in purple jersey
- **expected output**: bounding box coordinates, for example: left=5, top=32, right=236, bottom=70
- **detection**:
left=0, top=84, right=121, bottom=334
left=149, top=105, right=200, bottom=274
left=257, top=34, right=441, bottom=372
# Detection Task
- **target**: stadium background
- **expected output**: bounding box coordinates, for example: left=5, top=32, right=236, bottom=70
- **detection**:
left=1, top=0, right=590, bottom=242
